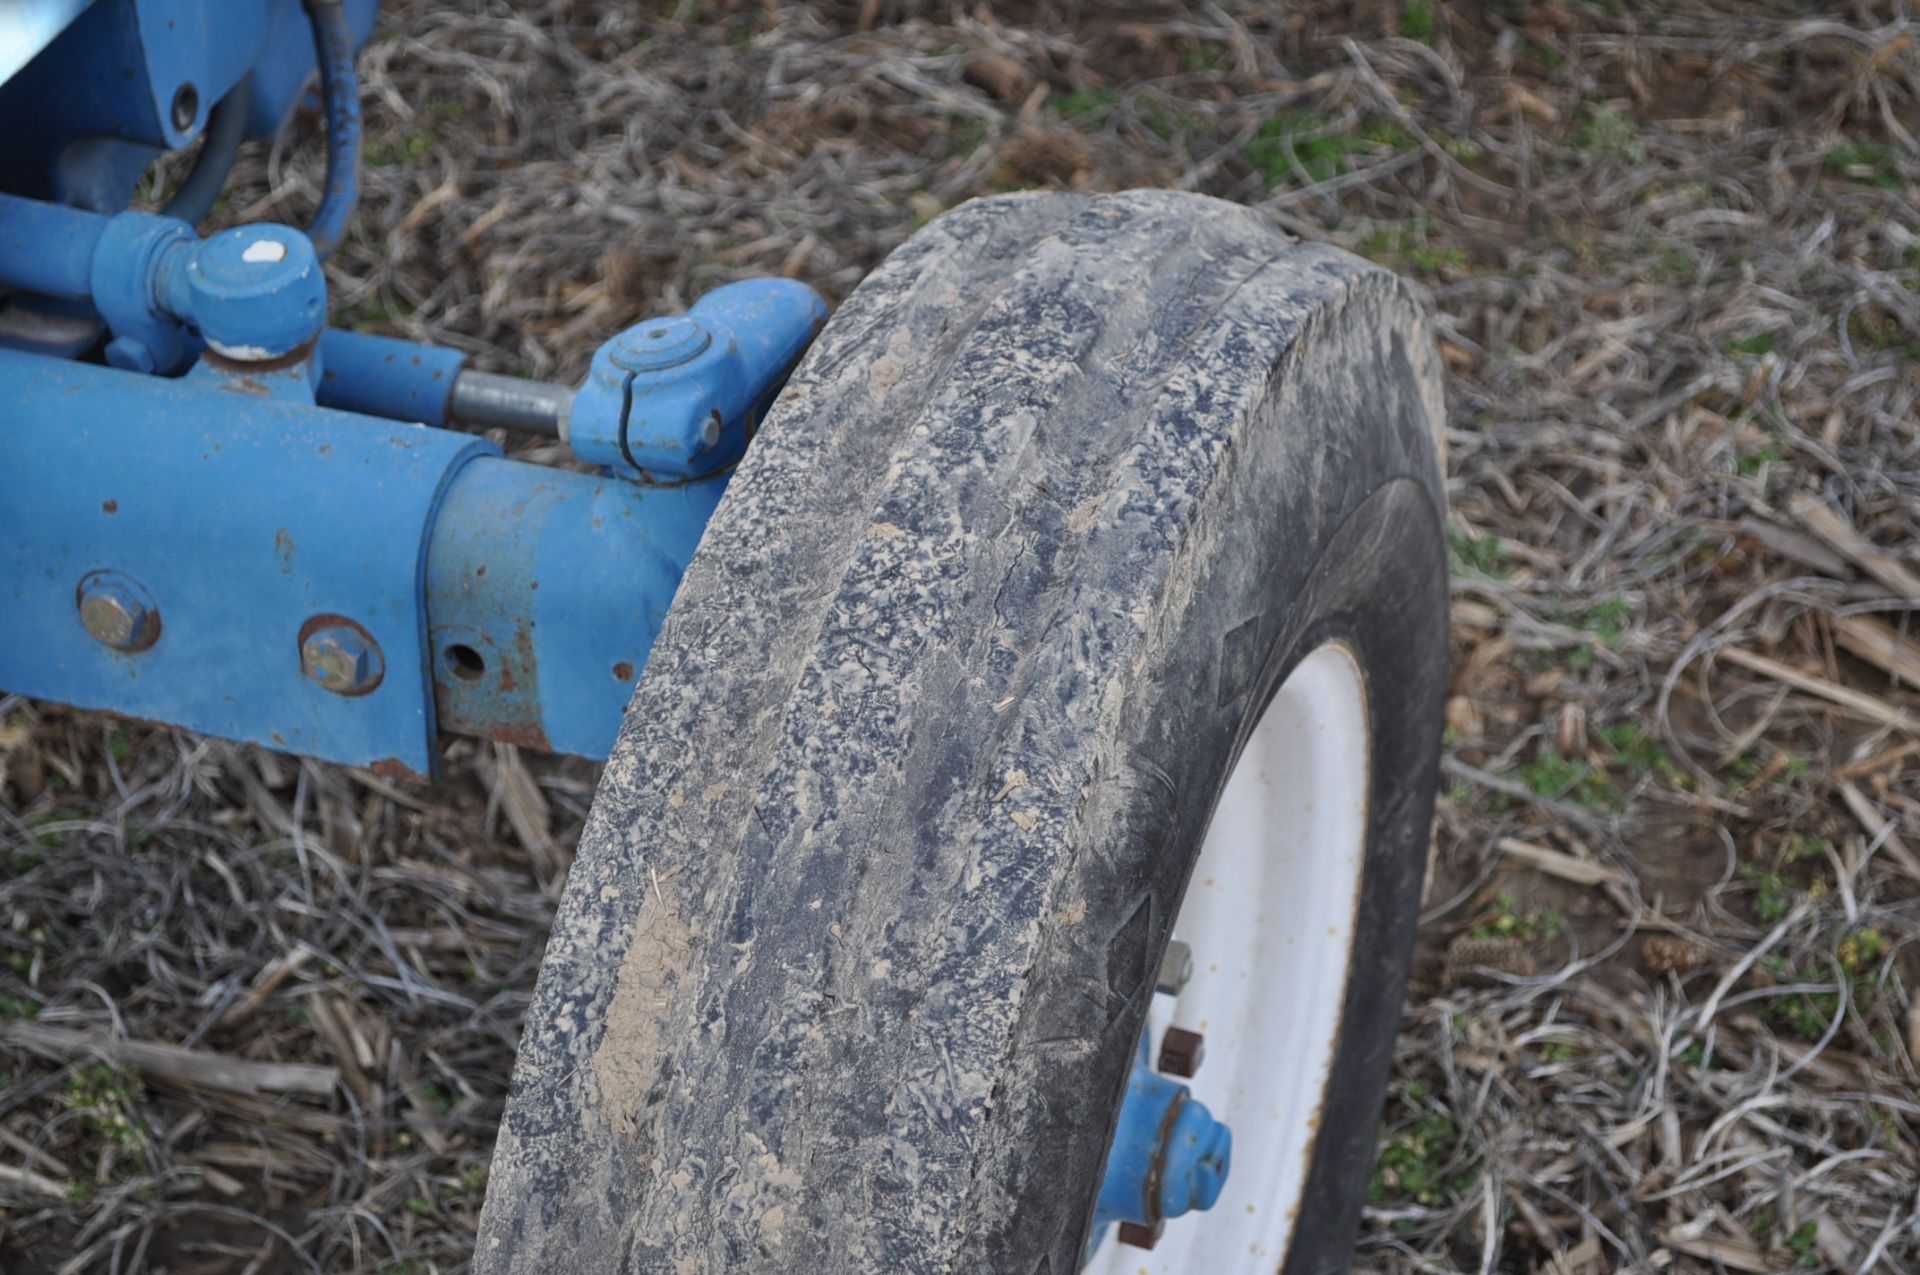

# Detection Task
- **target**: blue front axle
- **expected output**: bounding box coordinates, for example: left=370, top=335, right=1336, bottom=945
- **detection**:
left=0, top=193, right=824, bottom=777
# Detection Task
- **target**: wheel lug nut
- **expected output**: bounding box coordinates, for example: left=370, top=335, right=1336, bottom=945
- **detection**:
left=1156, top=939, right=1193, bottom=995
left=1118, top=1218, right=1164, bottom=1250
left=1158, top=1026, right=1204, bottom=1078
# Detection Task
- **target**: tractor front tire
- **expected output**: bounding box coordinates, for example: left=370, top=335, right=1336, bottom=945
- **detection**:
left=476, top=190, right=1448, bottom=1274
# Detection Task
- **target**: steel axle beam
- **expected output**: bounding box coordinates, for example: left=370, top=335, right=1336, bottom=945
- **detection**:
left=0, top=346, right=735, bottom=775
left=0, top=193, right=825, bottom=773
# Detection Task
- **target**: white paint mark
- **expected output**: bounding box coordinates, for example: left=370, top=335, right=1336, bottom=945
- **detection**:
left=206, top=340, right=276, bottom=360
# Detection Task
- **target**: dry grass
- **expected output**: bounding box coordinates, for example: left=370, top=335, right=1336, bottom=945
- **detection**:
left=4, top=1, right=1920, bottom=1270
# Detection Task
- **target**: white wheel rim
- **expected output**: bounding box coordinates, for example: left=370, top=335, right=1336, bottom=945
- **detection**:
left=1086, top=642, right=1373, bottom=1272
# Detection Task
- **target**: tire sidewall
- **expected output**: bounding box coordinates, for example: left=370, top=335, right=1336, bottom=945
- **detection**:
left=1002, top=295, right=1448, bottom=1273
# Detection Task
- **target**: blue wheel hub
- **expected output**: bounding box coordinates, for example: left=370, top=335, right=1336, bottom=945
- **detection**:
left=1093, top=1026, right=1233, bottom=1247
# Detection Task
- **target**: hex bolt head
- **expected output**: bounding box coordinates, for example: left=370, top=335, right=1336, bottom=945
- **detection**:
left=300, top=623, right=384, bottom=696
left=76, top=573, right=160, bottom=652
left=1118, top=1219, right=1165, bottom=1250
left=1156, top=939, right=1194, bottom=996
left=1158, top=1026, right=1205, bottom=1079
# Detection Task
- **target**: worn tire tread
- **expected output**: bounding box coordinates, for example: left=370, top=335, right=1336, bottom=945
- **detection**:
left=477, top=190, right=1448, bottom=1275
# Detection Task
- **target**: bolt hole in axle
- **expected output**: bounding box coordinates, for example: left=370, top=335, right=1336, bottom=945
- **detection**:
left=1089, top=643, right=1372, bottom=1270
left=170, top=82, right=199, bottom=131
left=445, top=644, right=487, bottom=682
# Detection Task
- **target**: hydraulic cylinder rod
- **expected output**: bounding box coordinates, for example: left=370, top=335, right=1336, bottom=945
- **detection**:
left=0, top=193, right=572, bottom=436
left=447, top=370, right=571, bottom=438
left=315, top=328, right=571, bottom=437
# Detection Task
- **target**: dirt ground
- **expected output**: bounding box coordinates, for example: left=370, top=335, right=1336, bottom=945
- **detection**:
left=4, top=1, right=1919, bottom=1270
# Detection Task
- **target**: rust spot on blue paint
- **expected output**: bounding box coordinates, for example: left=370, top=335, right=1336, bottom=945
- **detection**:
left=487, top=722, right=552, bottom=751
left=370, top=757, right=430, bottom=784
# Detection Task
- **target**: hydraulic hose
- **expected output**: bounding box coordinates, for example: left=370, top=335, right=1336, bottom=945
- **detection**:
left=161, top=77, right=252, bottom=226
left=302, top=0, right=361, bottom=259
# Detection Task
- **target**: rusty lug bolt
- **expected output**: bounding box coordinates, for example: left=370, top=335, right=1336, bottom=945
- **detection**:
left=1118, top=1218, right=1165, bottom=1250
left=301, top=624, right=383, bottom=696
left=1156, top=938, right=1193, bottom=996
left=76, top=573, right=160, bottom=652
left=1158, top=1026, right=1205, bottom=1079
